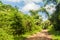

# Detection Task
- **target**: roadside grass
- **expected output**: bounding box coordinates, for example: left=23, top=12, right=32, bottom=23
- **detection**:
left=14, top=26, right=42, bottom=40
left=21, top=26, right=42, bottom=38
left=48, top=28, right=60, bottom=40
left=51, top=31, right=60, bottom=40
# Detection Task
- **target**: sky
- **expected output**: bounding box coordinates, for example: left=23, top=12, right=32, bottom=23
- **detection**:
left=0, top=0, right=56, bottom=21
left=1, top=0, right=44, bottom=12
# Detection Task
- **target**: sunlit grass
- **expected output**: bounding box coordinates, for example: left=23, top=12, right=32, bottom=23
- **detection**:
left=48, top=27, right=60, bottom=40
left=21, top=26, right=42, bottom=37
left=52, top=35, right=60, bottom=40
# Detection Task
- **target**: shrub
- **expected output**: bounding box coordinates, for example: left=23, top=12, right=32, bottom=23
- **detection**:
left=0, top=28, right=14, bottom=40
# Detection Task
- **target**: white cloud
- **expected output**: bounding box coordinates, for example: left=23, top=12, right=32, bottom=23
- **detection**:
left=23, top=0, right=43, bottom=4
left=2, top=0, right=43, bottom=12
left=3, top=0, right=21, bottom=2
left=32, top=0, right=43, bottom=3
left=22, top=2, right=40, bottom=12
left=45, top=3, right=56, bottom=14
left=8, top=0, right=21, bottom=2
left=4, top=0, right=43, bottom=3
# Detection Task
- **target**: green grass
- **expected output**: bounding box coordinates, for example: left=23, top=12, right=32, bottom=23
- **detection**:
left=21, top=27, right=42, bottom=38
left=52, top=31, right=60, bottom=40
left=52, top=35, right=60, bottom=40
left=14, top=26, right=42, bottom=40
left=48, top=29, right=60, bottom=40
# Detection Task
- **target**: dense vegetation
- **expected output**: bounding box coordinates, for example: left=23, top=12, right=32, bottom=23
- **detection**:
left=0, top=0, right=60, bottom=40
left=44, top=0, right=60, bottom=40
left=0, top=1, right=42, bottom=40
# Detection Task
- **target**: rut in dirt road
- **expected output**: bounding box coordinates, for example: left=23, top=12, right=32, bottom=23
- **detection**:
left=25, top=30, right=52, bottom=40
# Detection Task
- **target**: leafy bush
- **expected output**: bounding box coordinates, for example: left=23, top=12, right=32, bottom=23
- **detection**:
left=0, top=28, right=14, bottom=40
left=0, top=2, right=42, bottom=40
left=50, top=3, right=60, bottom=31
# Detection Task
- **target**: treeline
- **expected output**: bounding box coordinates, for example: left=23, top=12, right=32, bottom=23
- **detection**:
left=49, top=3, right=60, bottom=31
left=0, top=0, right=60, bottom=40
left=0, top=1, right=42, bottom=40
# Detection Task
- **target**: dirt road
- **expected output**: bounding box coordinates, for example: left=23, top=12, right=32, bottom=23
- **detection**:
left=25, top=30, right=52, bottom=40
